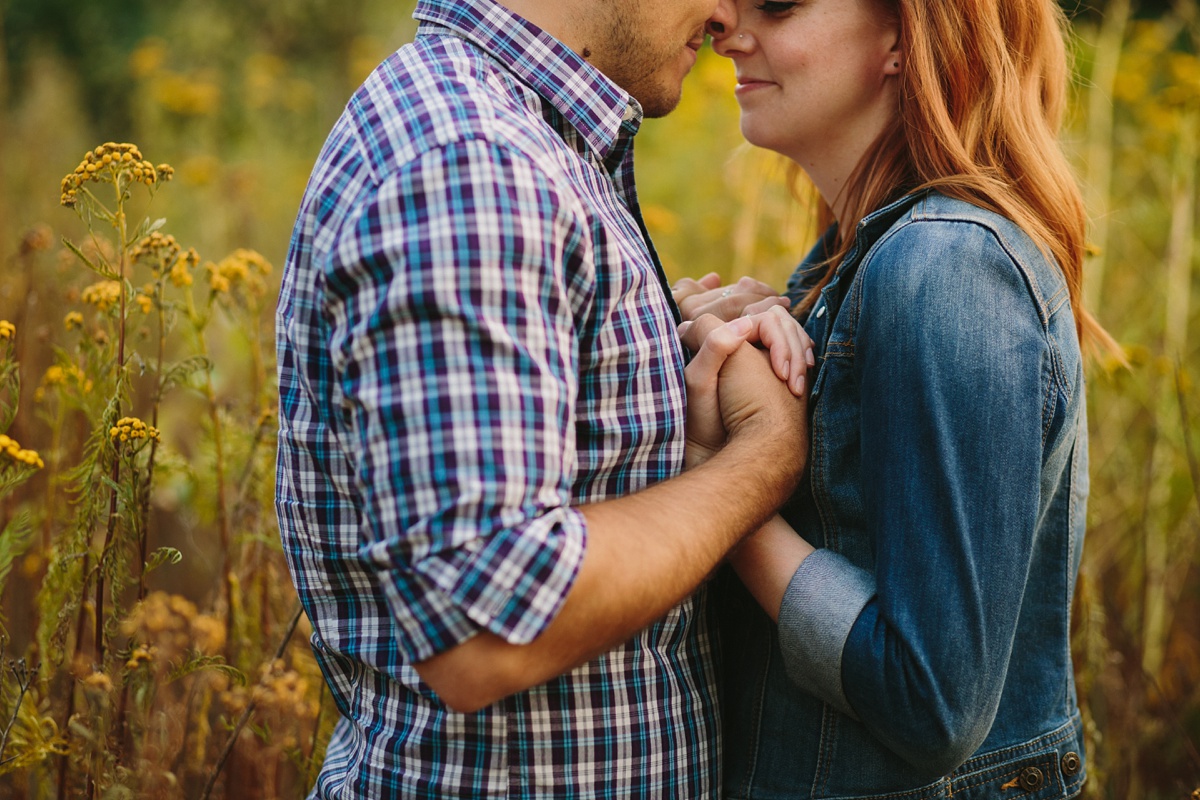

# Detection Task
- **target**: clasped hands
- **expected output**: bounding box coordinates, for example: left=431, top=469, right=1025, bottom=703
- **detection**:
left=672, top=273, right=814, bottom=472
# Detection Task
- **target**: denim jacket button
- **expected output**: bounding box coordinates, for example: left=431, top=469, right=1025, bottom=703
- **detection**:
left=1061, top=751, right=1082, bottom=777
left=1018, top=766, right=1045, bottom=791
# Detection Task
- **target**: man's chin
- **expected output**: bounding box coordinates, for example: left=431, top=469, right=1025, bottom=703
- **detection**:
left=636, top=84, right=685, bottom=119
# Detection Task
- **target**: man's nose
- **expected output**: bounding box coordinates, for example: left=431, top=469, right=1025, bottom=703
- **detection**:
left=706, top=0, right=738, bottom=40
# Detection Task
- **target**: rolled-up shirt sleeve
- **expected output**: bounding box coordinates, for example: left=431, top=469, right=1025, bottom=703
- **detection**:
left=321, top=138, right=592, bottom=663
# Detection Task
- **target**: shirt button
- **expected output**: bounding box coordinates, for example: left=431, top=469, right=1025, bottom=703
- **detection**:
left=1061, top=751, right=1082, bottom=777
left=816, top=306, right=826, bottom=319
left=622, top=103, right=637, bottom=122
left=1018, top=766, right=1045, bottom=792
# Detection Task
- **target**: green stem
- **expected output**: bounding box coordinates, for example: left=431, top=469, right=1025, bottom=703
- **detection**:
left=94, top=190, right=129, bottom=669
left=199, top=605, right=304, bottom=800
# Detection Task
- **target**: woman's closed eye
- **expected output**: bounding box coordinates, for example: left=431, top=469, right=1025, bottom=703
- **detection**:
left=753, top=1, right=800, bottom=15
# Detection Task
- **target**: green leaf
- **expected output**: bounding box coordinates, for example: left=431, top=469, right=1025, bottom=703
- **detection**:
left=61, top=237, right=116, bottom=279
left=160, top=355, right=211, bottom=393
left=0, top=512, right=36, bottom=608
left=167, top=653, right=246, bottom=686
left=145, top=547, right=182, bottom=574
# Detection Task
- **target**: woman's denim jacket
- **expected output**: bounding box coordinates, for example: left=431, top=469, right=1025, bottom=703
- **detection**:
left=718, top=192, right=1089, bottom=799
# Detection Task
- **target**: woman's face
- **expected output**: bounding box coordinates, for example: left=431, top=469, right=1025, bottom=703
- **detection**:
left=708, top=0, right=901, bottom=176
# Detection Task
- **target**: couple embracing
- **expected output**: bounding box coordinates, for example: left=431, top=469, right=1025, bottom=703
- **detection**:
left=275, top=0, right=1106, bottom=797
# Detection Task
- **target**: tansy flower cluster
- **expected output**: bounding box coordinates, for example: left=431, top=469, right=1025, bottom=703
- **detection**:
left=125, top=644, right=157, bottom=671
left=132, top=233, right=202, bottom=288
left=0, top=433, right=44, bottom=469
left=81, top=281, right=123, bottom=313
left=131, top=231, right=179, bottom=268
left=60, top=143, right=175, bottom=207
left=64, top=311, right=84, bottom=331
left=0, top=320, right=15, bottom=340
left=110, top=417, right=161, bottom=445
left=220, top=658, right=319, bottom=749
left=121, top=592, right=227, bottom=669
left=38, top=364, right=94, bottom=399
left=206, top=248, right=273, bottom=296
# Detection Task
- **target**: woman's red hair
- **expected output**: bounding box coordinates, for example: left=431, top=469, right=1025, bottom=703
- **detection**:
left=799, top=0, right=1118, bottom=355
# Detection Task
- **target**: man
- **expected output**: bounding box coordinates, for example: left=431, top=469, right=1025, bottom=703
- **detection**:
left=275, top=0, right=807, bottom=796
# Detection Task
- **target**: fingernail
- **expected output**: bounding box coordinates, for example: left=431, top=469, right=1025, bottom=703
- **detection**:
left=797, top=374, right=806, bottom=396
left=728, top=316, right=752, bottom=335
left=678, top=321, right=692, bottom=335
left=806, top=348, right=815, bottom=367
left=782, top=360, right=791, bottom=380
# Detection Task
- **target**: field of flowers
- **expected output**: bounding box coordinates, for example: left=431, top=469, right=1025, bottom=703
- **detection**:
left=0, top=1, right=1197, bottom=797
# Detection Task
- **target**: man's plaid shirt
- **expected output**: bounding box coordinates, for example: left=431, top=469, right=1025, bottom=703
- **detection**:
left=274, top=0, right=720, bottom=796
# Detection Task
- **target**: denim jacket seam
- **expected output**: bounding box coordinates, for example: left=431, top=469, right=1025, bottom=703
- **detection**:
left=813, top=704, right=839, bottom=797
left=738, top=637, right=772, bottom=798
left=904, top=203, right=1062, bottom=329
left=954, top=714, right=1080, bottom=772
left=809, top=405, right=840, bottom=553
left=1041, top=360, right=1056, bottom=449
left=955, top=755, right=1062, bottom=796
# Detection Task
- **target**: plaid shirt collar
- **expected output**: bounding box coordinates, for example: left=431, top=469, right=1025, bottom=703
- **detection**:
left=413, top=0, right=642, bottom=166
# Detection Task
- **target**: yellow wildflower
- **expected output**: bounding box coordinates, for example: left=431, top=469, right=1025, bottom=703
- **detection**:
left=0, top=434, right=45, bottom=470
left=166, top=248, right=200, bottom=287
left=136, top=294, right=153, bottom=314
left=125, top=645, right=157, bottom=671
left=207, top=249, right=273, bottom=297
left=191, top=614, right=227, bottom=654
left=0, top=320, right=14, bottom=340
left=61, top=143, right=172, bottom=206
left=64, top=312, right=84, bottom=331
left=131, top=231, right=181, bottom=270
left=83, top=671, right=114, bottom=693
left=109, top=416, right=161, bottom=446
left=81, top=281, right=123, bottom=313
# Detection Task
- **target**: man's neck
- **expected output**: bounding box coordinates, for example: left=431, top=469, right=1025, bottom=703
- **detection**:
left=494, top=0, right=589, bottom=60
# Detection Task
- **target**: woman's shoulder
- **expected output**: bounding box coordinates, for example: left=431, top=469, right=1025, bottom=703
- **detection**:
left=860, top=191, right=1071, bottom=325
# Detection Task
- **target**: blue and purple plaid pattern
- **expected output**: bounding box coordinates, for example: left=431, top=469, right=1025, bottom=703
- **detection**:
left=275, top=0, right=720, bottom=796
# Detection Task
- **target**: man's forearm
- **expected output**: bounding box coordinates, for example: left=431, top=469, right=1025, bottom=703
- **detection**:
left=416, top=409, right=803, bottom=712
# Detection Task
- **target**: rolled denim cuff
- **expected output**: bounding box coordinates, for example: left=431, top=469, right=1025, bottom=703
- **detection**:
left=777, top=548, right=876, bottom=719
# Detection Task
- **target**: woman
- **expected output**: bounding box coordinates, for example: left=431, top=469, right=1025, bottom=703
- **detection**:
left=678, top=0, right=1111, bottom=796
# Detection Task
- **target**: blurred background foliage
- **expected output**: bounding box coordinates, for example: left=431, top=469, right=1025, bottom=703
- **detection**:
left=0, top=0, right=1198, bottom=797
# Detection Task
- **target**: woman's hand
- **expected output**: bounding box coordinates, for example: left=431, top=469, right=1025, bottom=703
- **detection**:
left=672, top=272, right=791, bottom=322
left=680, top=305, right=814, bottom=398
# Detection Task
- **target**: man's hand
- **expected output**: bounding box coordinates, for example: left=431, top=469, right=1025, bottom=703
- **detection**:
left=672, top=272, right=791, bottom=322
left=680, top=309, right=813, bottom=466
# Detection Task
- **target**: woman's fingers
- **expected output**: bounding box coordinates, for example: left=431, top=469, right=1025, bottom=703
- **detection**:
left=684, top=307, right=814, bottom=398
left=755, top=305, right=813, bottom=396
left=670, top=273, right=722, bottom=306
left=673, top=275, right=789, bottom=322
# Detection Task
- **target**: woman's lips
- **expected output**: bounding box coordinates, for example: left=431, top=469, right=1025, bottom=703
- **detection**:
left=735, top=78, right=775, bottom=95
